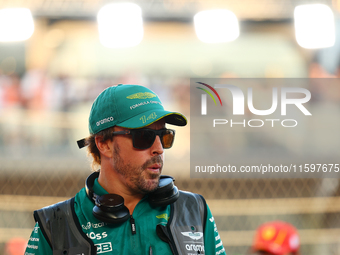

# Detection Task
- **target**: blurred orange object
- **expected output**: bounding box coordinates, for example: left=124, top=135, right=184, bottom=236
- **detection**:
left=5, top=237, right=27, bottom=255
left=252, top=221, right=300, bottom=255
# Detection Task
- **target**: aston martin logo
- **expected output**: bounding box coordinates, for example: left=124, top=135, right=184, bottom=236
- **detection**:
left=126, top=92, right=156, bottom=99
left=181, top=232, right=203, bottom=240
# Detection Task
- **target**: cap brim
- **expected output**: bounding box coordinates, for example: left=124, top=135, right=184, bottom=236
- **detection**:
left=117, top=109, right=187, bottom=128
left=77, top=109, right=187, bottom=149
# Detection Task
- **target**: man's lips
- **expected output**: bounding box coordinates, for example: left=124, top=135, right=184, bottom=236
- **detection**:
left=147, top=164, right=162, bottom=173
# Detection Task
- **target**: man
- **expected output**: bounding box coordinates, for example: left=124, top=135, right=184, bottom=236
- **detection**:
left=251, top=221, right=300, bottom=255
left=25, top=84, right=226, bottom=255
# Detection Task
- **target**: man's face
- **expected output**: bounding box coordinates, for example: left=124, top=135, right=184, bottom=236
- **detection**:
left=110, top=119, right=166, bottom=194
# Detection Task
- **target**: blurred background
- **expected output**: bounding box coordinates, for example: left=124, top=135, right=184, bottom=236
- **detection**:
left=1, top=0, right=340, bottom=254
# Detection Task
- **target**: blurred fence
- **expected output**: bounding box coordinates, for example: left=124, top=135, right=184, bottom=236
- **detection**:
left=2, top=166, right=340, bottom=254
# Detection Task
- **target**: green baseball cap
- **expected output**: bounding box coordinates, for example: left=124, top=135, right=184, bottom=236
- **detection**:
left=77, top=84, right=187, bottom=148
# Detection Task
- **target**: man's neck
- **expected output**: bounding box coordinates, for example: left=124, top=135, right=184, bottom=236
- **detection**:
left=97, top=168, right=144, bottom=214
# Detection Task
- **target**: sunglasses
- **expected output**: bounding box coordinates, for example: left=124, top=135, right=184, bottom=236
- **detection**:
left=112, top=128, right=175, bottom=150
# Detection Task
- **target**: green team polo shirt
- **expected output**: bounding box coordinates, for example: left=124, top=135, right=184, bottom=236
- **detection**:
left=25, top=178, right=226, bottom=255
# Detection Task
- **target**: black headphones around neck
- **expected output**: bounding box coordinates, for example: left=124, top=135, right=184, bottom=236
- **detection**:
left=85, top=171, right=179, bottom=224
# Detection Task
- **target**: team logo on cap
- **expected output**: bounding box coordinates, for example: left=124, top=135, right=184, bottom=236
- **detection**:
left=126, top=92, right=156, bottom=99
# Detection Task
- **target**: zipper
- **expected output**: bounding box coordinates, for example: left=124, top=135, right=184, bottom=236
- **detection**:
left=130, top=215, right=136, bottom=235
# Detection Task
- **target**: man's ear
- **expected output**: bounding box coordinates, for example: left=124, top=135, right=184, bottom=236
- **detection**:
left=95, top=136, right=113, bottom=158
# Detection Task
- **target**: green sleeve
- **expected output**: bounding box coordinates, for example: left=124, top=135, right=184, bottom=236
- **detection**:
left=24, top=222, right=53, bottom=255
left=204, top=204, right=226, bottom=255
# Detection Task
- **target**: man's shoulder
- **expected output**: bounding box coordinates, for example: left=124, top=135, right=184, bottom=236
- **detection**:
left=34, top=198, right=73, bottom=220
left=177, top=190, right=206, bottom=203
left=34, top=187, right=87, bottom=225
left=175, top=190, right=207, bottom=220
left=35, top=188, right=86, bottom=213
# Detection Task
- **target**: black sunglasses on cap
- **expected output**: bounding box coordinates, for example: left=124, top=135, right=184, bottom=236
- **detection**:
left=112, top=128, right=175, bottom=150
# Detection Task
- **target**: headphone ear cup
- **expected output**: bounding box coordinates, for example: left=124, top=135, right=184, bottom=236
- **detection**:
left=85, top=172, right=130, bottom=224
left=85, top=171, right=99, bottom=200
left=92, top=194, right=130, bottom=224
left=148, top=176, right=179, bottom=207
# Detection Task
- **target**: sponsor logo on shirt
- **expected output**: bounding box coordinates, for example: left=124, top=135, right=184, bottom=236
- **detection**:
left=181, top=232, right=204, bottom=240
left=156, top=213, right=169, bottom=221
left=82, top=222, right=106, bottom=230
left=216, top=247, right=226, bottom=255
left=27, top=244, right=38, bottom=250
left=86, top=232, right=108, bottom=240
left=96, top=242, right=113, bottom=254
left=185, top=244, right=205, bottom=252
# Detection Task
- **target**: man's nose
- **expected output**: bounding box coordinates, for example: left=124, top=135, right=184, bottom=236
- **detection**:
left=150, top=135, right=164, bottom=155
